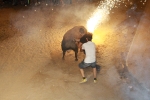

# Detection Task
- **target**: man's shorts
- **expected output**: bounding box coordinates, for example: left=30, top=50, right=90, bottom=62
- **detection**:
left=79, top=61, right=96, bottom=69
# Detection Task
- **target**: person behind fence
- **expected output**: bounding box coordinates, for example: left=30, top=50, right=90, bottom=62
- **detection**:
left=78, top=33, right=97, bottom=83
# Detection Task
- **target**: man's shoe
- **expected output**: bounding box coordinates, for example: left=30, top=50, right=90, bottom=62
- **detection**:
left=79, top=78, right=87, bottom=83
left=94, top=79, right=97, bottom=83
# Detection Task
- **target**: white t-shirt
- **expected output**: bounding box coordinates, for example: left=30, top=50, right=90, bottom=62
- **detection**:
left=82, top=41, right=96, bottom=63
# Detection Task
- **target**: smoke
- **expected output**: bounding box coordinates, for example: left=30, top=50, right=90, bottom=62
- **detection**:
left=118, top=1, right=150, bottom=100
left=8, top=1, right=150, bottom=100
left=90, top=0, right=150, bottom=100
left=8, top=2, right=98, bottom=59
left=86, top=0, right=131, bottom=32
left=86, top=0, right=147, bottom=33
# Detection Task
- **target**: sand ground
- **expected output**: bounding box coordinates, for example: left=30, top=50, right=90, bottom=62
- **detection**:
left=0, top=1, right=147, bottom=100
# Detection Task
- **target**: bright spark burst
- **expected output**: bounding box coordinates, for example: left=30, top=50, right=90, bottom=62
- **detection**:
left=86, top=8, right=108, bottom=33
left=86, top=0, right=116, bottom=33
left=86, top=0, right=129, bottom=33
left=86, top=0, right=147, bottom=33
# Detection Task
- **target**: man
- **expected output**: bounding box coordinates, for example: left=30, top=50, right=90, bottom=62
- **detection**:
left=78, top=33, right=97, bottom=83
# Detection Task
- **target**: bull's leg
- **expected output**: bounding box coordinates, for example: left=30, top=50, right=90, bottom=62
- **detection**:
left=62, top=50, right=66, bottom=60
left=74, top=49, right=78, bottom=61
left=75, top=51, right=78, bottom=61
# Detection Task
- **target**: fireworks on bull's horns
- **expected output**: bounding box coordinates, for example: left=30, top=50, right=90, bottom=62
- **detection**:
left=86, top=8, right=108, bottom=33
left=86, top=0, right=146, bottom=33
left=86, top=0, right=120, bottom=33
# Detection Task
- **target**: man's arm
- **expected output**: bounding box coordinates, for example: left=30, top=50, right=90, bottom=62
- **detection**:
left=82, top=44, right=86, bottom=54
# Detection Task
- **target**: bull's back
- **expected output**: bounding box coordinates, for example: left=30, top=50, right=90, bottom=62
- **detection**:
left=62, top=26, right=87, bottom=41
left=61, top=25, right=87, bottom=51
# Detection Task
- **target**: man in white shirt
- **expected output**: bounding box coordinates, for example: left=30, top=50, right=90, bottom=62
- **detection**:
left=79, top=33, right=97, bottom=83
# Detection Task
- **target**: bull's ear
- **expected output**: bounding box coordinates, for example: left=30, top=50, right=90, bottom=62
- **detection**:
left=79, top=28, right=84, bottom=34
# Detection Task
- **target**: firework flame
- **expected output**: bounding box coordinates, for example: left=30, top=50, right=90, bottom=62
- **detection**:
left=86, top=0, right=147, bottom=33
left=86, top=0, right=125, bottom=33
left=86, top=8, right=109, bottom=33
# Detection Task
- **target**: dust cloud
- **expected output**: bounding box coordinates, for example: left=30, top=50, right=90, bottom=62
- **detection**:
left=0, top=0, right=150, bottom=100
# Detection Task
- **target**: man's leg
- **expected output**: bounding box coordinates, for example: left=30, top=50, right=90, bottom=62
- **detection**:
left=93, top=68, right=97, bottom=83
left=93, top=68, right=97, bottom=78
left=80, top=68, right=85, bottom=77
left=79, top=68, right=87, bottom=83
left=79, top=61, right=88, bottom=83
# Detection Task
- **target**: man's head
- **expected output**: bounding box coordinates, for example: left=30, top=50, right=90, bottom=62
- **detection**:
left=86, top=32, right=93, bottom=41
left=80, top=32, right=93, bottom=43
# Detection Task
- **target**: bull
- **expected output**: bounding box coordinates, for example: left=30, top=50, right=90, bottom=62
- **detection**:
left=61, top=26, right=87, bottom=61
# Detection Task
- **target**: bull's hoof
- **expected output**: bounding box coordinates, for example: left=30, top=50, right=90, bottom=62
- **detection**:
left=75, top=59, right=78, bottom=61
left=62, top=57, right=65, bottom=60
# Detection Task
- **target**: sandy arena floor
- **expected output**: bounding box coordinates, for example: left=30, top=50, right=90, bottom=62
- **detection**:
left=0, top=1, right=149, bottom=100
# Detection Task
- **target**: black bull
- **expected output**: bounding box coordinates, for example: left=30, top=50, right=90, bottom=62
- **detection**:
left=61, top=26, right=87, bottom=61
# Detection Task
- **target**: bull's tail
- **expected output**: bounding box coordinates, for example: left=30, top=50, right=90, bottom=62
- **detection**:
left=61, top=40, right=65, bottom=51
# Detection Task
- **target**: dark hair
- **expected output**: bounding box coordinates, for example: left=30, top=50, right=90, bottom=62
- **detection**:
left=86, top=33, right=93, bottom=41
left=80, top=32, right=93, bottom=43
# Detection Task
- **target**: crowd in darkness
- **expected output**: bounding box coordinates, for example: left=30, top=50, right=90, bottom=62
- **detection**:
left=1, top=0, right=93, bottom=6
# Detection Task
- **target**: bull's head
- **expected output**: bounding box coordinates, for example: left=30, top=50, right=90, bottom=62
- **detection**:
left=79, top=27, right=86, bottom=36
